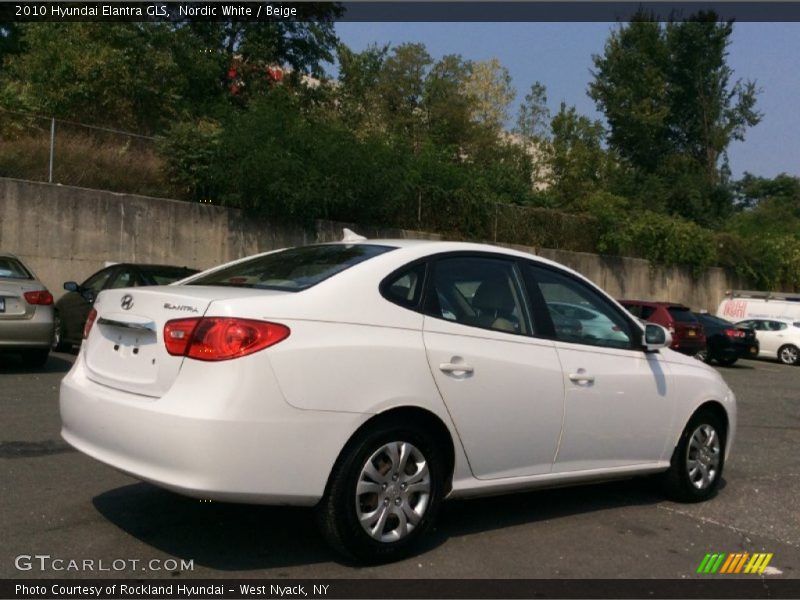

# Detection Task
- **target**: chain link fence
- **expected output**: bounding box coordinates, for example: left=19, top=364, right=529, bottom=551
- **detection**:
left=0, top=108, right=601, bottom=252
left=0, top=108, right=183, bottom=198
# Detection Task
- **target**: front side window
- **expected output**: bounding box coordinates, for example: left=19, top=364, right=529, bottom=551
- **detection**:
left=188, top=244, right=394, bottom=292
left=108, top=269, right=137, bottom=289
left=82, top=268, right=114, bottom=294
left=528, top=265, right=633, bottom=349
left=426, top=257, right=531, bottom=335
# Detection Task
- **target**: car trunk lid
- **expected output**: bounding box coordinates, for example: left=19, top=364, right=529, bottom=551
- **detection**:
left=0, top=279, right=44, bottom=320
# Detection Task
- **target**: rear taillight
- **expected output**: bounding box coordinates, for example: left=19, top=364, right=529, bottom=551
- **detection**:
left=83, top=308, right=97, bottom=339
left=164, top=317, right=290, bottom=361
left=24, top=290, right=54, bottom=305
left=724, top=328, right=746, bottom=338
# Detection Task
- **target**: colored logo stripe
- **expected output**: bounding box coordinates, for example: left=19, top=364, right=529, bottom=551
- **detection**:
left=697, top=553, right=774, bottom=574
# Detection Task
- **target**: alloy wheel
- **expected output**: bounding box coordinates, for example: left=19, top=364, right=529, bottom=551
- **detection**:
left=686, top=425, right=721, bottom=490
left=355, top=441, right=431, bottom=543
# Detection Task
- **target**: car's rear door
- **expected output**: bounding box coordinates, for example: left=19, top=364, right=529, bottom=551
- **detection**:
left=525, top=264, right=675, bottom=471
left=421, top=254, right=564, bottom=479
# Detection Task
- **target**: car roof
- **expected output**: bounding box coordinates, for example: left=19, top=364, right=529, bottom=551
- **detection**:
left=337, top=239, right=602, bottom=280
left=619, top=299, right=690, bottom=309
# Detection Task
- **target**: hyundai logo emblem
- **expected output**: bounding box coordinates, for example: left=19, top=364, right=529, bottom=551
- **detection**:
left=120, top=294, right=134, bottom=310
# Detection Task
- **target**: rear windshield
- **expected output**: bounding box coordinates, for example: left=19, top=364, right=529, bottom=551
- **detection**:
left=668, top=306, right=698, bottom=323
left=187, top=244, right=395, bottom=291
left=0, top=256, right=32, bottom=279
left=139, top=266, right=198, bottom=286
left=696, top=313, right=732, bottom=327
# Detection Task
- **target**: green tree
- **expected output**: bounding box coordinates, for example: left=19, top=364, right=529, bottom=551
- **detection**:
left=461, top=58, right=516, bottom=132
left=3, top=23, right=183, bottom=132
left=335, top=42, right=388, bottom=133
left=515, top=81, right=550, bottom=141
left=548, top=103, right=607, bottom=204
left=423, top=54, right=475, bottom=151
left=589, top=13, right=761, bottom=224
left=376, top=43, right=433, bottom=142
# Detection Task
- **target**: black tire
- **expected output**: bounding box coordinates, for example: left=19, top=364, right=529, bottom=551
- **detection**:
left=716, top=356, right=738, bottom=367
left=662, top=410, right=726, bottom=503
left=52, top=314, right=71, bottom=352
left=777, top=344, right=799, bottom=366
left=315, top=420, right=446, bottom=563
left=694, top=349, right=710, bottom=363
left=21, top=348, right=50, bottom=368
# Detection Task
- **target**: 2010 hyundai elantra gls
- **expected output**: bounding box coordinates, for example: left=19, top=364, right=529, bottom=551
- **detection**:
left=60, top=236, right=736, bottom=562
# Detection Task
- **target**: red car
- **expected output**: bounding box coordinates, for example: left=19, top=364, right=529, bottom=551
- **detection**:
left=619, top=300, right=706, bottom=355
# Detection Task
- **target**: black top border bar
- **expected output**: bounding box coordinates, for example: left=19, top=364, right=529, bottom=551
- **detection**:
left=5, top=1, right=800, bottom=22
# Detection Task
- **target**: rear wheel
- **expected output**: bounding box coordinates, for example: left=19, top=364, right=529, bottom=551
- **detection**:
left=694, top=348, right=710, bottom=363
left=777, top=344, right=799, bottom=365
left=662, top=410, right=725, bottom=502
left=316, top=422, right=445, bottom=563
left=21, top=348, right=49, bottom=368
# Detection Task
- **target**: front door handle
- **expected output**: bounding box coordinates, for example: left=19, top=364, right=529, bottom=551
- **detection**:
left=440, top=362, right=474, bottom=375
left=568, top=371, right=594, bottom=384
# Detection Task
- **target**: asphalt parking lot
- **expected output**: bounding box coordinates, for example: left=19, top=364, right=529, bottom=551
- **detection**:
left=2, top=352, right=798, bottom=579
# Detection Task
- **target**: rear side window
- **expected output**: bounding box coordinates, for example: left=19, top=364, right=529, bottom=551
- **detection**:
left=667, top=307, right=697, bottom=323
left=188, top=244, right=394, bottom=292
left=640, top=306, right=656, bottom=320
left=382, top=263, right=426, bottom=309
left=426, top=257, right=531, bottom=335
left=0, top=257, right=32, bottom=279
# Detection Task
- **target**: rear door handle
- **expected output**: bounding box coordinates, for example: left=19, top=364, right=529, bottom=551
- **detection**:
left=439, top=362, right=474, bottom=375
left=568, top=372, right=594, bottom=384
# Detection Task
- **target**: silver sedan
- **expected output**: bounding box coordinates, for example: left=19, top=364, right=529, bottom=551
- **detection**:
left=0, top=253, right=54, bottom=367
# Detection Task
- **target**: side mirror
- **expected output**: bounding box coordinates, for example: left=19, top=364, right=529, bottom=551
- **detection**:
left=643, top=323, right=672, bottom=352
left=63, top=281, right=79, bottom=292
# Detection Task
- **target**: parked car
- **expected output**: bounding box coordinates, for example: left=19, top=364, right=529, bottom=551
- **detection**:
left=0, top=253, right=54, bottom=367
left=61, top=238, right=736, bottom=563
left=619, top=300, right=706, bottom=356
left=53, top=263, right=198, bottom=351
left=734, top=317, right=800, bottom=365
left=692, top=312, right=759, bottom=366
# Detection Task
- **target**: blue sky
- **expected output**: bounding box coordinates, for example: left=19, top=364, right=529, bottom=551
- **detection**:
left=334, top=22, right=800, bottom=180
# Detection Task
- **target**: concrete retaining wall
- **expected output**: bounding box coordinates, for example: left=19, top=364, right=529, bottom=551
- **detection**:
left=1, top=178, right=746, bottom=311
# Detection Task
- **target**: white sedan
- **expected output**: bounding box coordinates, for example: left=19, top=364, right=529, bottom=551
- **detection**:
left=734, top=317, right=800, bottom=365
left=60, top=237, right=736, bottom=562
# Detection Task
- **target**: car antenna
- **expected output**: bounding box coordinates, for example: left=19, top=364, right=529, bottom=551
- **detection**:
left=342, top=228, right=367, bottom=242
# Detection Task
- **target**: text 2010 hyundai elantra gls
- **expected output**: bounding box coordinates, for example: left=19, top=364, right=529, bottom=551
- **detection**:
left=60, top=237, right=736, bottom=562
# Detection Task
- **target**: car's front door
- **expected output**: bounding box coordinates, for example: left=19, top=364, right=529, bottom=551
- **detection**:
left=525, top=264, right=675, bottom=472
left=422, top=255, right=565, bottom=479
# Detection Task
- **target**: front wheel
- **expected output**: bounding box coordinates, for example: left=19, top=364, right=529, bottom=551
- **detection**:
left=777, top=344, right=799, bottom=365
left=662, top=410, right=726, bottom=502
left=316, top=422, right=445, bottom=563
left=52, top=313, right=71, bottom=352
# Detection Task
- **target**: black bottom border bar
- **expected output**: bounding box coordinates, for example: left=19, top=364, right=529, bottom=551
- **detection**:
left=4, top=579, right=800, bottom=600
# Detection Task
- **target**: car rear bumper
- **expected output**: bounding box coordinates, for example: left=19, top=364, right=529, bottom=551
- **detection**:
left=0, top=306, right=54, bottom=348
left=60, top=353, right=369, bottom=506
